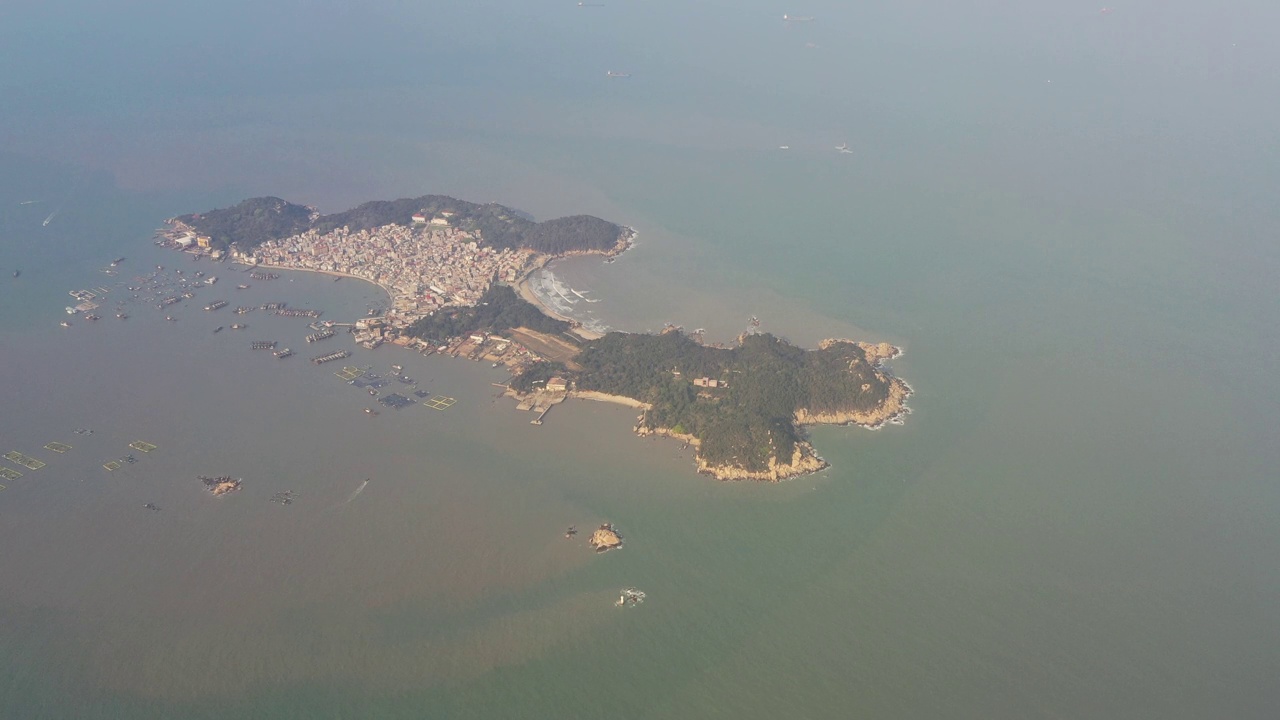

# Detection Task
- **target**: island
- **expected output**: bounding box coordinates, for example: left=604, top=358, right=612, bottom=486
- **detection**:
left=589, top=524, right=624, bottom=553
left=200, top=475, right=243, bottom=496
left=160, top=194, right=910, bottom=481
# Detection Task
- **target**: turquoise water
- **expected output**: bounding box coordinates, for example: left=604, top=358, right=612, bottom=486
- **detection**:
left=3, top=1, right=1279, bottom=717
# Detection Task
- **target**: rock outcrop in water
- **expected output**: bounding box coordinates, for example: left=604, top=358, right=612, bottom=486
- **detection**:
left=200, top=475, right=242, bottom=496
left=588, top=524, right=623, bottom=553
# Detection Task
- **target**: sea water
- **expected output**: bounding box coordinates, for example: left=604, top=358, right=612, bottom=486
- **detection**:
left=2, top=1, right=1279, bottom=718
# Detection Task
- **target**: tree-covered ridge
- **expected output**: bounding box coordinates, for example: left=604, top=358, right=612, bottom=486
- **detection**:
left=515, top=331, right=895, bottom=473
left=181, top=195, right=625, bottom=255
left=178, top=197, right=314, bottom=251
left=405, top=284, right=570, bottom=344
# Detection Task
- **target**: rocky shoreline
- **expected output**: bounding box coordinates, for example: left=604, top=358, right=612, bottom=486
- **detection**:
left=510, top=338, right=910, bottom=482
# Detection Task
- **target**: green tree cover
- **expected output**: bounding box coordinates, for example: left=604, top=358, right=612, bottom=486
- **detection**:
left=404, top=284, right=570, bottom=344
left=179, top=197, right=313, bottom=252
left=182, top=195, right=623, bottom=255
left=516, top=331, right=891, bottom=471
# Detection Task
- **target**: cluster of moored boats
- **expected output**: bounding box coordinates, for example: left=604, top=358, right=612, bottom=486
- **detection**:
left=311, top=349, right=351, bottom=365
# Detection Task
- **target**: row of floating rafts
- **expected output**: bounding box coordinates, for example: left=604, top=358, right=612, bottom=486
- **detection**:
left=235, top=306, right=254, bottom=314
left=276, top=308, right=322, bottom=318
left=248, top=272, right=279, bottom=280
left=306, top=330, right=336, bottom=343
left=274, top=348, right=293, bottom=359
left=203, top=300, right=227, bottom=311
left=311, top=349, right=351, bottom=365
left=260, top=302, right=285, bottom=311
left=251, top=340, right=277, bottom=350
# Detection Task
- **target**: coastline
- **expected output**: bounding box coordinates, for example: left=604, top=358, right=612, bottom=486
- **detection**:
left=512, top=227, right=633, bottom=341
left=173, top=219, right=906, bottom=483
left=248, top=262, right=395, bottom=307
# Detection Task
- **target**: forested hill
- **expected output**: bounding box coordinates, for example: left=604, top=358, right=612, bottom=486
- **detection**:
left=512, top=331, right=900, bottom=475
left=178, top=197, right=314, bottom=252
left=178, top=195, right=626, bottom=255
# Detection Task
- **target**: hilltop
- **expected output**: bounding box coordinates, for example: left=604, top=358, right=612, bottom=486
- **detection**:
left=177, top=195, right=627, bottom=256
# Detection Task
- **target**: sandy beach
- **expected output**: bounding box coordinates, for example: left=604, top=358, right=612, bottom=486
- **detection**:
left=249, top=262, right=395, bottom=307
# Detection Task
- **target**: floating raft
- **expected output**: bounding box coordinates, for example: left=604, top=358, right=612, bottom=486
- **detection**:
left=424, top=396, right=457, bottom=410
left=615, top=587, right=646, bottom=607
left=3, top=451, right=44, bottom=470
left=311, top=349, right=351, bottom=365
left=129, top=441, right=157, bottom=453
left=335, top=366, right=365, bottom=381
left=0, top=467, right=22, bottom=480
left=103, top=461, right=122, bottom=472
left=45, top=442, right=73, bottom=453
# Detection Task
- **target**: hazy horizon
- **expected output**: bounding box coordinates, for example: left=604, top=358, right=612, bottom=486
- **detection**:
left=2, top=1, right=1278, bottom=717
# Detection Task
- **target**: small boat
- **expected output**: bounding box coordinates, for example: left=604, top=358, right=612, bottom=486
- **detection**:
left=213, top=326, right=224, bottom=333
left=116, top=312, right=128, bottom=319
left=11, top=270, right=18, bottom=278
left=65, top=306, right=76, bottom=314
left=60, top=320, right=71, bottom=327
left=165, top=316, right=176, bottom=322
left=236, top=284, right=250, bottom=289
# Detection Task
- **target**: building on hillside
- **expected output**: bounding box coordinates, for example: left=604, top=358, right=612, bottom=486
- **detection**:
left=546, top=377, right=568, bottom=392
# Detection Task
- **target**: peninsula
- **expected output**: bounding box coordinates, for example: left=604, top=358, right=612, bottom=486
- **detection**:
left=160, top=194, right=910, bottom=481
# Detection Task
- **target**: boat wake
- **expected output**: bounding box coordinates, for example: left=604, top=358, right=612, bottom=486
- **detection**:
left=345, top=478, right=370, bottom=504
